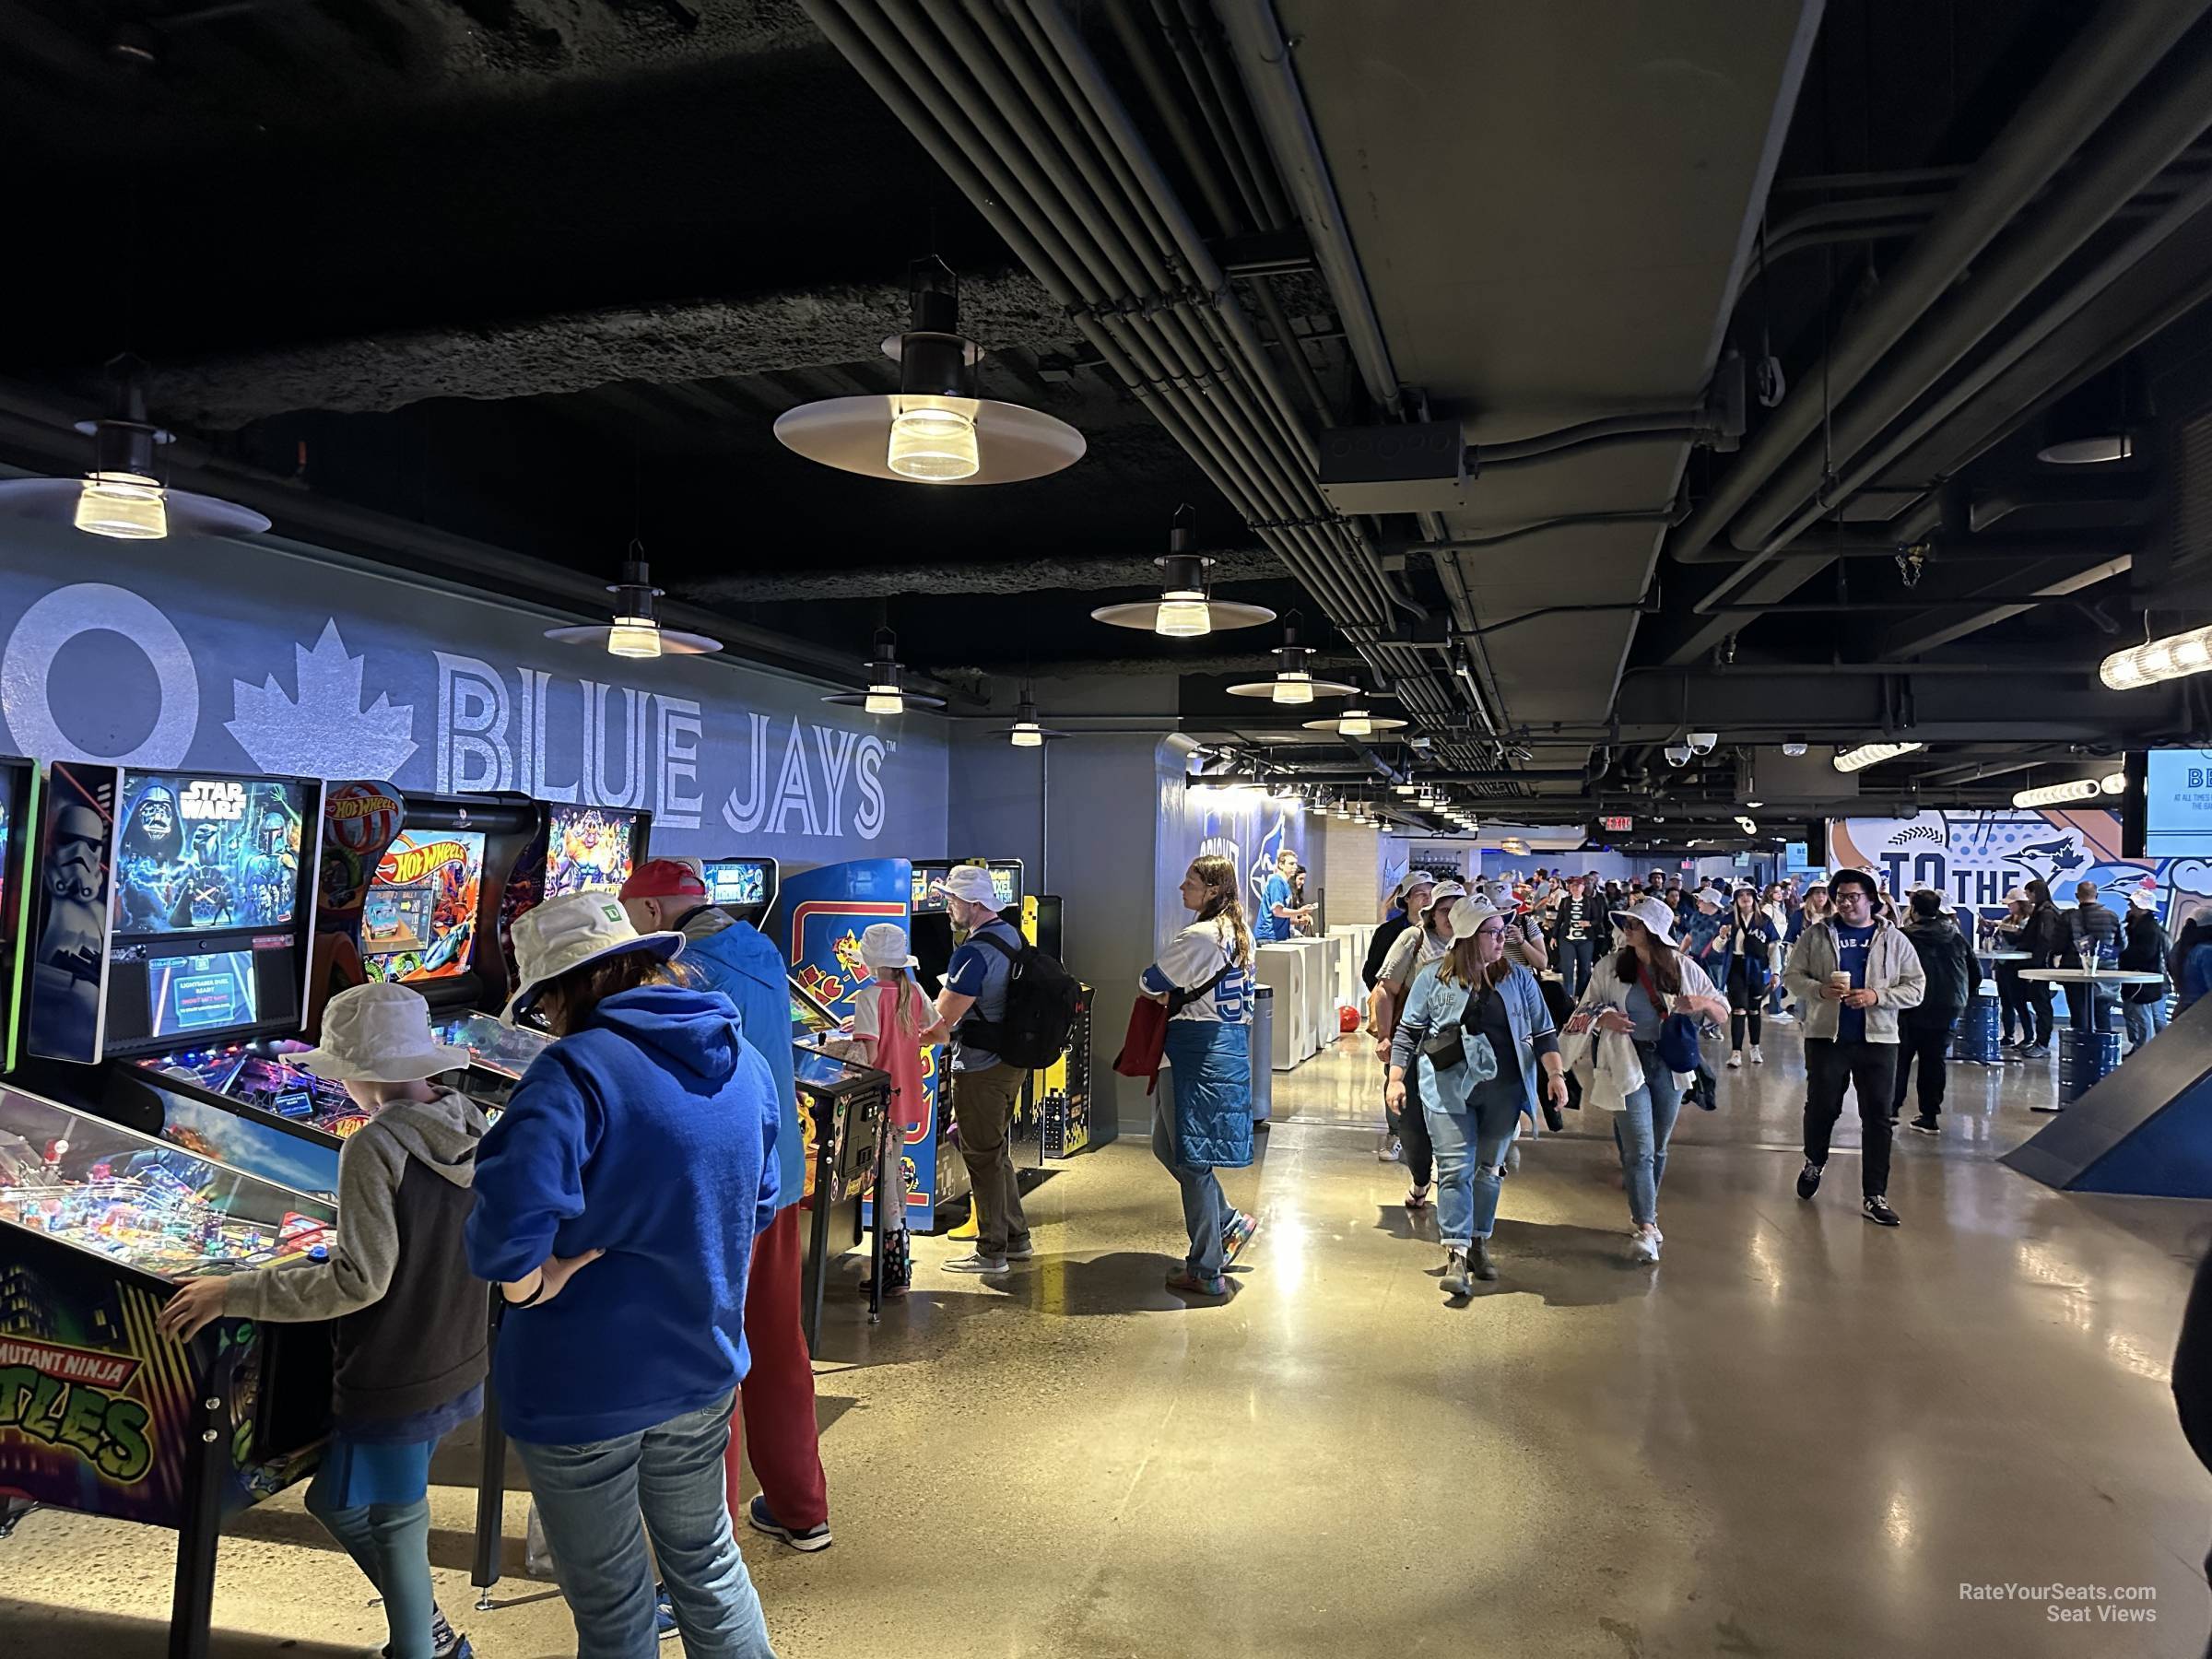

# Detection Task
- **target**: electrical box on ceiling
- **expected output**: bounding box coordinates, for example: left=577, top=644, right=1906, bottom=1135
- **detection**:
left=1753, top=746, right=1854, bottom=801
left=1317, top=422, right=1466, bottom=513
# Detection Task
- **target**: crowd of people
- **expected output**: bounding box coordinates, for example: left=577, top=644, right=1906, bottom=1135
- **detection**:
left=148, top=844, right=2200, bottom=1658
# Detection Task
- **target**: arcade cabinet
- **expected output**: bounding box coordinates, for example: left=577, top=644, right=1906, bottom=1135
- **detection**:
left=0, top=756, right=41, bottom=1075
left=700, top=855, right=780, bottom=927
left=494, top=802, right=653, bottom=1004
left=786, top=975, right=889, bottom=1340
left=0, top=765, right=336, bottom=1659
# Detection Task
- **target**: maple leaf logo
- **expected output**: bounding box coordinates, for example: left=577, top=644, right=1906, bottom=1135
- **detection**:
left=226, top=620, right=418, bottom=779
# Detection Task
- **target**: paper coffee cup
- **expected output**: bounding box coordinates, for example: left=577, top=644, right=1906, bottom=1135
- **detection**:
left=1828, top=971, right=1852, bottom=993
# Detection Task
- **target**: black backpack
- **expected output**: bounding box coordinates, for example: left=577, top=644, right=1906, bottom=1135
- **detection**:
left=956, top=930, right=1082, bottom=1069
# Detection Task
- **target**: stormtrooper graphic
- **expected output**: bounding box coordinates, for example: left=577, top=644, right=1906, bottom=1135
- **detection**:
left=33, top=793, right=111, bottom=1060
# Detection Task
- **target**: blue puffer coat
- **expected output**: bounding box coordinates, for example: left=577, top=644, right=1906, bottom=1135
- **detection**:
left=1162, top=1018, right=1253, bottom=1169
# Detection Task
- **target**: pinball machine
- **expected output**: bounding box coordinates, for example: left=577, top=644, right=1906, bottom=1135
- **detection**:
left=0, top=759, right=337, bottom=1659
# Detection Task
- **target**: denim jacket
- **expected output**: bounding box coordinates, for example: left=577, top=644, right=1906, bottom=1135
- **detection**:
left=1391, top=961, right=1556, bottom=1124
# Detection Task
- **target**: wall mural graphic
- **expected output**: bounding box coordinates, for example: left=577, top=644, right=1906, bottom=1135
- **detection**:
left=1830, top=808, right=2212, bottom=932
left=0, top=526, right=948, bottom=865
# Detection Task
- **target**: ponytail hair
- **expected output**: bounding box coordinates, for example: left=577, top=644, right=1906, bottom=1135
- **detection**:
left=1189, top=853, right=1255, bottom=968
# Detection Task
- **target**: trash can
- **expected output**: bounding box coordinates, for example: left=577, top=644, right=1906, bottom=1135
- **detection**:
left=2057, top=1027, right=2121, bottom=1103
left=1957, top=992, right=2001, bottom=1065
left=1248, top=985, right=1274, bottom=1124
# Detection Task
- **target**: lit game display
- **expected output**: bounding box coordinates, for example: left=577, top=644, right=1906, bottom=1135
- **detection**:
left=361, top=829, right=487, bottom=983
left=113, top=773, right=303, bottom=937
left=544, top=805, right=638, bottom=898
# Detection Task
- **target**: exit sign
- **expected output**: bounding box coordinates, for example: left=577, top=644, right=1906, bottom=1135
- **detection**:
left=1600, top=815, right=1633, bottom=832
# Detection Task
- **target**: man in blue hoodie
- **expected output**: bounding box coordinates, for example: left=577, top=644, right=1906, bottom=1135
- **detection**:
left=622, top=859, right=831, bottom=1555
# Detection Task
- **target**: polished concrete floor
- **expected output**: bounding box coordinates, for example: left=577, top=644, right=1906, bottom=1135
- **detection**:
left=5, top=1024, right=2211, bottom=1657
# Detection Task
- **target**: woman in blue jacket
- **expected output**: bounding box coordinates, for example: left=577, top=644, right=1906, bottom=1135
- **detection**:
left=1385, top=898, right=1568, bottom=1294
left=466, top=893, right=782, bottom=1659
left=1705, top=886, right=1781, bottom=1069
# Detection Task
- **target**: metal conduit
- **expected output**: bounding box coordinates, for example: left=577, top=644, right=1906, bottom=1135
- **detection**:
left=1475, top=412, right=1707, bottom=464
left=817, top=0, right=1377, bottom=632
left=1749, top=160, right=2212, bottom=563
left=1667, top=0, right=2212, bottom=567
left=1726, top=30, right=2212, bottom=559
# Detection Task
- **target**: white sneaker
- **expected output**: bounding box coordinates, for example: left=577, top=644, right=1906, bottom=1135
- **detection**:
left=1630, top=1226, right=1662, bottom=1264
left=1751, top=1045, right=1765, bottom=1065
left=1726, top=1051, right=1743, bottom=1069
left=1768, top=1009, right=1794, bottom=1024
left=1377, top=1135, right=1402, bottom=1164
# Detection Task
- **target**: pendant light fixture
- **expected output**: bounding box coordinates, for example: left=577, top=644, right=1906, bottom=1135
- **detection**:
left=1092, top=505, right=1277, bottom=638
left=545, top=547, right=724, bottom=659
left=821, top=627, right=946, bottom=715
left=1225, top=613, right=1359, bottom=703
left=0, top=356, right=271, bottom=540
left=994, top=685, right=1066, bottom=747
left=2012, top=778, right=2103, bottom=808
left=773, top=259, right=1084, bottom=486
left=1832, top=740, right=1924, bottom=772
left=1302, top=676, right=1406, bottom=737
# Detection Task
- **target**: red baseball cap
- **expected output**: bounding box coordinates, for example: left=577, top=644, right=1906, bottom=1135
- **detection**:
left=619, top=857, right=708, bottom=901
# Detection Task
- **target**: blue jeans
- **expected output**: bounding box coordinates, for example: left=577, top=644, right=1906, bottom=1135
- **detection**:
left=514, top=1390, right=774, bottom=1659
left=1611, top=1048, right=1683, bottom=1228
left=1427, top=1089, right=1524, bottom=1248
left=1558, top=939, right=1595, bottom=1002
left=2124, top=996, right=2171, bottom=1050
left=304, top=1472, right=436, bottom=1659
left=1152, top=1106, right=1229, bottom=1277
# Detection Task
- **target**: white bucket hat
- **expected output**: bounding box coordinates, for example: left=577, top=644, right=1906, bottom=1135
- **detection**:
left=1609, top=894, right=1678, bottom=946
left=296, top=982, right=469, bottom=1083
left=860, top=922, right=919, bottom=970
left=1444, top=897, right=1507, bottom=944
left=2129, top=884, right=2159, bottom=912
left=935, top=864, right=999, bottom=907
left=506, top=891, right=684, bottom=1021
left=1418, top=879, right=1468, bottom=920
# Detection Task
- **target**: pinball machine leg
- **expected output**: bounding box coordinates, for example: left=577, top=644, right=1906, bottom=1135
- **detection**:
left=169, top=1380, right=229, bottom=1659
left=473, top=1299, right=506, bottom=1610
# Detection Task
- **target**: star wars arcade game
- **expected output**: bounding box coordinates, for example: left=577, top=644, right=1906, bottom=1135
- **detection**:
left=0, top=760, right=338, bottom=1659
left=0, top=756, right=41, bottom=1076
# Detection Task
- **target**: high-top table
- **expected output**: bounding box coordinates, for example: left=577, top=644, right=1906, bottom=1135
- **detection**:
left=2017, top=968, right=2164, bottom=1110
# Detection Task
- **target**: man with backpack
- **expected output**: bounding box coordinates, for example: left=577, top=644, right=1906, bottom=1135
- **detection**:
left=933, top=865, right=1053, bottom=1275
left=1890, top=888, right=1977, bottom=1137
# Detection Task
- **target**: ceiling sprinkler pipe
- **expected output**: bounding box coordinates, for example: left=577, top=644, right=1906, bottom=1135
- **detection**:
left=1669, top=0, right=2212, bottom=568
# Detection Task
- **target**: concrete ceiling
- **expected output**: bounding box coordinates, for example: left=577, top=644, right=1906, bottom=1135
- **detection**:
left=1278, top=0, right=1820, bottom=764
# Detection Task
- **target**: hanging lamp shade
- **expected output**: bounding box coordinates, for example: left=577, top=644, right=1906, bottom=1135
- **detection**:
left=1301, top=677, right=1406, bottom=735
left=0, top=356, right=271, bottom=540
left=820, top=627, right=946, bottom=713
left=544, top=549, right=724, bottom=658
left=1092, top=504, right=1277, bottom=635
left=773, top=259, right=1084, bottom=486
left=1225, top=611, right=1359, bottom=701
left=994, top=691, right=1067, bottom=747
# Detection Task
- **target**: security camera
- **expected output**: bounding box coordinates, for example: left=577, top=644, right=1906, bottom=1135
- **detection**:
left=1664, top=742, right=1692, bottom=767
left=1687, top=731, right=1717, bottom=756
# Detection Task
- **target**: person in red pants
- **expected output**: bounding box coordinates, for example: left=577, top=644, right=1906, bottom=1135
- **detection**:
left=623, top=859, right=832, bottom=1552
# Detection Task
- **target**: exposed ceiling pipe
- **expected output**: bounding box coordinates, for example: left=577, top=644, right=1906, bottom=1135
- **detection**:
left=1214, top=0, right=1403, bottom=418
left=1724, top=34, right=2212, bottom=559
left=1471, top=411, right=1709, bottom=464
left=1668, top=0, right=2212, bottom=569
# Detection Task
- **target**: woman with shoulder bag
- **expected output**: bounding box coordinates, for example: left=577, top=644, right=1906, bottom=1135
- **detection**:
left=1385, top=899, right=1568, bottom=1295
left=1564, top=896, right=1729, bottom=1265
left=1138, top=854, right=1259, bottom=1299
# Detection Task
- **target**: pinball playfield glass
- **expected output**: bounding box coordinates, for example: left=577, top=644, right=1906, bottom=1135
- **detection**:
left=0, top=1085, right=334, bottom=1277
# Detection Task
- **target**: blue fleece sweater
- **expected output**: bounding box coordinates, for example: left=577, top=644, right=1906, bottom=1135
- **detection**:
left=674, top=912, right=805, bottom=1207
left=465, top=984, right=780, bottom=1444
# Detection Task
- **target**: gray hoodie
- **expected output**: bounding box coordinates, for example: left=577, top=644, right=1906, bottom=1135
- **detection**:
left=223, top=1086, right=490, bottom=1422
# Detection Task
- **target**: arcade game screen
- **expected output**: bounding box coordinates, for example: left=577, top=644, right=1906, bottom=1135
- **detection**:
left=144, top=1041, right=365, bottom=1140
left=545, top=805, right=638, bottom=899
left=113, top=773, right=305, bottom=937
left=363, top=830, right=487, bottom=983
left=0, top=1086, right=334, bottom=1276
left=705, top=859, right=770, bottom=908
left=148, top=950, right=258, bottom=1040
left=990, top=866, right=1018, bottom=908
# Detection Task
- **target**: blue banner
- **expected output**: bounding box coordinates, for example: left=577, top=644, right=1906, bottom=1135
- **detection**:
left=0, top=523, right=948, bottom=867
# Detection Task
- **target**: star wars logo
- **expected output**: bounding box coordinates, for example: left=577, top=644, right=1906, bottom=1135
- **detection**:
left=178, top=781, right=248, bottom=823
